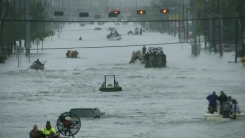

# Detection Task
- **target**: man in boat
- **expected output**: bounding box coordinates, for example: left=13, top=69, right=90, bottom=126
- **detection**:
left=206, top=91, right=219, bottom=113
left=218, top=91, right=228, bottom=105
left=230, top=99, right=241, bottom=114
left=42, top=121, right=56, bottom=138
left=72, top=50, right=78, bottom=57
left=30, top=125, right=44, bottom=138
left=33, top=59, right=43, bottom=66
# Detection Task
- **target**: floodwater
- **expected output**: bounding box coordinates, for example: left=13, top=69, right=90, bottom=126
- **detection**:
left=0, top=22, right=245, bottom=138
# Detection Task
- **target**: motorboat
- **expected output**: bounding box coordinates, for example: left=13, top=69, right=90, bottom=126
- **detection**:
left=99, top=75, right=122, bottom=92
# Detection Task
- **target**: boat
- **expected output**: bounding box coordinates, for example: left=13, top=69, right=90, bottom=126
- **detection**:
left=66, top=50, right=79, bottom=58
left=129, top=50, right=145, bottom=64
left=99, top=75, right=122, bottom=92
left=107, top=34, right=122, bottom=40
left=205, top=102, right=245, bottom=120
left=30, top=63, right=45, bottom=70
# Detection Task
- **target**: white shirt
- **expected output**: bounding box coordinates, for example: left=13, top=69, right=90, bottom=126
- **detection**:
left=231, top=104, right=240, bottom=113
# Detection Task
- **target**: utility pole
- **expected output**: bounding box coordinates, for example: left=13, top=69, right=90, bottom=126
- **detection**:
left=212, top=0, right=216, bottom=54
left=204, top=0, right=207, bottom=50
left=218, top=0, right=223, bottom=56
left=25, top=0, right=30, bottom=62
left=241, top=0, right=245, bottom=56
left=192, top=0, right=197, bottom=56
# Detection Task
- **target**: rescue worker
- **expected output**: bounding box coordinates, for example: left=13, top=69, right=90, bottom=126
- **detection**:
left=42, top=121, right=56, bottom=138
left=230, top=99, right=241, bottom=114
left=33, top=59, right=42, bottom=66
left=30, top=125, right=43, bottom=138
left=142, top=45, right=147, bottom=57
left=135, top=27, right=138, bottom=34
left=206, top=91, right=219, bottom=114
left=218, top=91, right=228, bottom=105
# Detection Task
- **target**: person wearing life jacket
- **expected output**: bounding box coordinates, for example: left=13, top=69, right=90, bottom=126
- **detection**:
left=42, top=121, right=56, bottom=138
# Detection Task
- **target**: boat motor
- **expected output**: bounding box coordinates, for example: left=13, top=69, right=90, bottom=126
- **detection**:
left=221, top=102, right=231, bottom=118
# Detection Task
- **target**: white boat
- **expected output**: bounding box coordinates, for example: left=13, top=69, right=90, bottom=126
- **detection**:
left=205, top=108, right=245, bottom=121
left=107, top=35, right=122, bottom=40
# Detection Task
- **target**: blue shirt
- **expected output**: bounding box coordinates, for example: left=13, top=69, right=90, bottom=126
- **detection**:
left=207, top=94, right=218, bottom=106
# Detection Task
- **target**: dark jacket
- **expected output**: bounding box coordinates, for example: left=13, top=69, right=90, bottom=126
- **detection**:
left=207, top=94, right=218, bottom=106
left=30, top=130, right=43, bottom=138
left=218, top=94, right=228, bottom=104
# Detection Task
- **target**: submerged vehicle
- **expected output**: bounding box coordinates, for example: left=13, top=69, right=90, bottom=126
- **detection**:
left=94, top=27, right=102, bottom=30
left=30, top=63, right=45, bottom=70
left=99, top=75, right=122, bottom=92
left=70, top=108, right=105, bottom=118
left=66, top=50, right=79, bottom=58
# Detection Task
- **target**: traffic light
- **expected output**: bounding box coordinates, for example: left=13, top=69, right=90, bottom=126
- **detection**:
left=112, top=10, right=120, bottom=15
left=54, top=11, right=64, bottom=16
left=137, top=10, right=146, bottom=15
left=79, top=12, right=89, bottom=17
left=160, top=9, right=169, bottom=13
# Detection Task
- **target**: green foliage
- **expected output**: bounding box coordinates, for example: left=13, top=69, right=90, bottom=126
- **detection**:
left=0, top=54, right=7, bottom=63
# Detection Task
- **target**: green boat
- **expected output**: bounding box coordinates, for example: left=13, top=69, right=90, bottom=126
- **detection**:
left=99, top=75, right=122, bottom=92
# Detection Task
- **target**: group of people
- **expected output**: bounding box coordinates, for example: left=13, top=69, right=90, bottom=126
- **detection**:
left=206, top=91, right=241, bottom=115
left=108, top=29, right=120, bottom=38
left=129, top=50, right=144, bottom=64
left=135, top=27, right=143, bottom=35
left=143, top=46, right=167, bottom=68
left=29, top=121, right=56, bottom=138
left=129, top=46, right=167, bottom=68
left=66, top=50, right=79, bottom=58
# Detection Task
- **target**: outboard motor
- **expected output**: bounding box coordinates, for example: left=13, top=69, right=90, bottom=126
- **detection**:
left=221, top=102, right=231, bottom=118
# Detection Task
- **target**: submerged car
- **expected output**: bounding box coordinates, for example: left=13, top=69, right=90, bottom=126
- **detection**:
left=94, top=27, right=102, bottom=30
left=70, top=108, right=105, bottom=118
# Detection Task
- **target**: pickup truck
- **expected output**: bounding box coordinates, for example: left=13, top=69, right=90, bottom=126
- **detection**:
left=70, top=108, right=105, bottom=118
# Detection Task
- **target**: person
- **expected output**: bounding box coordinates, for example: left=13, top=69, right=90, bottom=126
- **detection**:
left=79, top=37, right=82, bottom=40
left=206, top=91, right=219, bottom=113
left=142, top=45, right=147, bottom=57
left=140, top=28, right=142, bottom=34
left=162, top=52, right=167, bottom=67
left=135, top=27, right=138, bottom=34
left=115, top=30, right=119, bottom=36
left=33, top=59, right=43, bottom=66
left=218, top=91, right=228, bottom=105
left=230, top=99, right=241, bottom=114
left=30, top=125, right=43, bottom=138
left=42, top=121, right=56, bottom=138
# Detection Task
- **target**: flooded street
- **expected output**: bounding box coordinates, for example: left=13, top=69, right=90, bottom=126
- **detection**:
left=0, top=23, right=245, bottom=138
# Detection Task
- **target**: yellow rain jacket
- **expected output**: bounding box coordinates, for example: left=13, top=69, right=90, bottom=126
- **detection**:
left=42, top=127, right=56, bottom=138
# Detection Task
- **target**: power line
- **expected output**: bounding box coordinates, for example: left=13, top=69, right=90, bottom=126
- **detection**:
left=1, top=16, right=245, bottom=23
left=7, top=37, right=242, bottom=50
